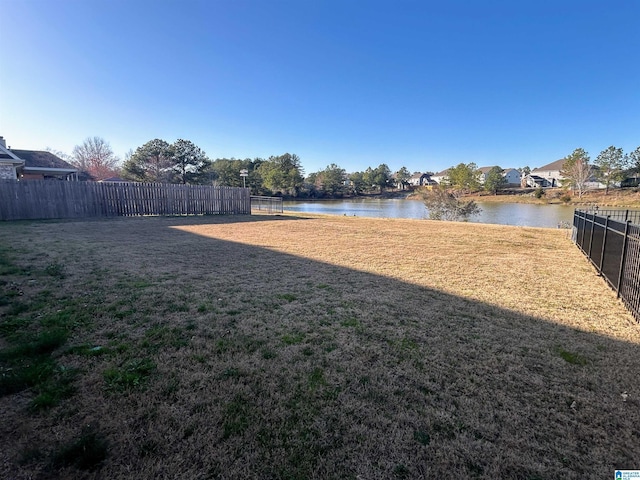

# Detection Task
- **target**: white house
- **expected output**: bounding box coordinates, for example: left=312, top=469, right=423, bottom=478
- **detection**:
left=429, top=166, right=519, bottom=188
left=407, top=172, right=437, bottom=187
left=502, top=168, right=521, bottom=185
left=477, top=167, right=496, bottom=184
left=527, top=159, right=566, bottom=187
left=477, top=166, right=521, bottom=186
left=431, top=169, right=450, bottom=184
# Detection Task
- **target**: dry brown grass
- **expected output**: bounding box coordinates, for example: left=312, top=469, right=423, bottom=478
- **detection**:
left=466, top=188, right=640, bottom=208
left=0, top=213, right=638, bottom=479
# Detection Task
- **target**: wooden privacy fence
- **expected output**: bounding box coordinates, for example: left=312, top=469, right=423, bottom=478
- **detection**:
left=0, top=180, right=250, bottom=220
left=573, top=209, right=640, bottom=323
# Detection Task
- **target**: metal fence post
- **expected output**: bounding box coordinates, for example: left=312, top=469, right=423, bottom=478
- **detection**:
left=587, top=213, right=596, bottom=257
left=598, top=216, right=609, bottom=274
left=616, top=220, right=632, bottom=298
left=579, top=210, right=587, bottom=250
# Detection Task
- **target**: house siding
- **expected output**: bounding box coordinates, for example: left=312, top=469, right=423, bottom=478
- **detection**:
left=503, top=169, right=521, bottom=185
left=530, top=159, right=567, bottom=188
left=0, top=165, right=17, bottom=180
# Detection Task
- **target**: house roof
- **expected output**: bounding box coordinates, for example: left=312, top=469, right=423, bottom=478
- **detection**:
left=10, top=149, right=77, bottom=170
left=532, top=159, right=566, bottom=172
left=433, top=169, right=449, bottom=177
left=478, top=166, right=499, bottom=174
left=0, top=145, right=25, bottom=166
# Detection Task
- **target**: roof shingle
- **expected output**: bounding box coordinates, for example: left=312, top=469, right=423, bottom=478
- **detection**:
left=532, top=159, right=566, bottom=172
left=10, top=150, right=76, bottom=169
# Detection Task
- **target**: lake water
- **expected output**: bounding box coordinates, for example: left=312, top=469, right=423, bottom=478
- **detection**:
left=283, top=198, right=576, bottom=228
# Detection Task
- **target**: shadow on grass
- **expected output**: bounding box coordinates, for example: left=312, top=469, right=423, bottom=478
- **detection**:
left=29, top=212, right=314, bottom=227
left=0, top=215, right=638, bottom=480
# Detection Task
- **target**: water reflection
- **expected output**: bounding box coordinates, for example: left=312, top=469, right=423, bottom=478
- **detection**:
left=283, top=198, right=575, bottom=228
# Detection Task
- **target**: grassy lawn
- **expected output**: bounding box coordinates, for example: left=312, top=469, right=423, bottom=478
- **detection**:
left=0, top=213, right=638, bottom=479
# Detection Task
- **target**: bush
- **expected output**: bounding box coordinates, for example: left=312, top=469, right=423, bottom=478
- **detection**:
left=534, top=187, right=545, bottom=199
left=421, top=186, right=481, bottom=221
left=560, top=193, right=572, bottom=203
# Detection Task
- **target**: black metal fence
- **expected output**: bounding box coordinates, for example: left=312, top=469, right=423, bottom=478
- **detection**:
left=583, top=208, right=640, bottom=225
left=573, top=209, right=640, bottom=323
left=251, top=196, right=283, bottom=214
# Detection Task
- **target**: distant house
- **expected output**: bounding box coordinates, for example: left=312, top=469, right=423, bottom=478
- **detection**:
left=477, top=166, right=521, bottom=187
left=431, top=169, right=450, bottom=185
left=526, top=175, right=548, bottom=188
left=526, top=159, right=566, bottom=188
left=502, top=168, right=521, bottom=186
left=477, top=166, right=496, bottom=184
left=0, top=136, right=78, bottom=181
left=621, top=176, right=640, bottom=188
left=408, top=172, right=437, bottom=187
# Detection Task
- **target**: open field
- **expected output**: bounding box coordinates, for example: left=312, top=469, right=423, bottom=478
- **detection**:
left=1, top=213, right=638, bottom=479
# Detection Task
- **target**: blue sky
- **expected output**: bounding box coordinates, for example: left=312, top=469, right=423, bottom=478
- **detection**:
left=1, top=0, right=638, bottom=175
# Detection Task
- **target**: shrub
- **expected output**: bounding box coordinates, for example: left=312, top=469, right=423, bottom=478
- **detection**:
left=534, top=187, right=545, bottom=199
left=421, top=186, right=481, bottom=221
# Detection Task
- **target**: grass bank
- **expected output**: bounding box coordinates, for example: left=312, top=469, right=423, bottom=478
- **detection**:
left=0, top=214, right=638, bottom=479
left=465, top=187, right=640, bottom=208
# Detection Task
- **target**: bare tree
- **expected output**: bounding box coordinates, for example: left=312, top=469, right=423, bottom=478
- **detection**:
left=72, top=137, right=120, bottom=180
left=560, top=148, right=592, bottom=198
left=45, top=147, right=72, bottom=162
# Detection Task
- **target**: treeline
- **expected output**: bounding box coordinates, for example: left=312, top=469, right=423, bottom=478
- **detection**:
left=120, top=138, right=405, bottom=197
left=58, top=137, right=640, bottom=198
left=558, top=146, right=640, bottom=197
left=120, top=139, right=306, bottom=196
left=58, top=137, right=406, bottom=197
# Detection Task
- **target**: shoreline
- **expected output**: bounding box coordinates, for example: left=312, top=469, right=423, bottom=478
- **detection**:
left=285, top=189, right=640, bottom=209
left=462, top=188, right=640, bottom=208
